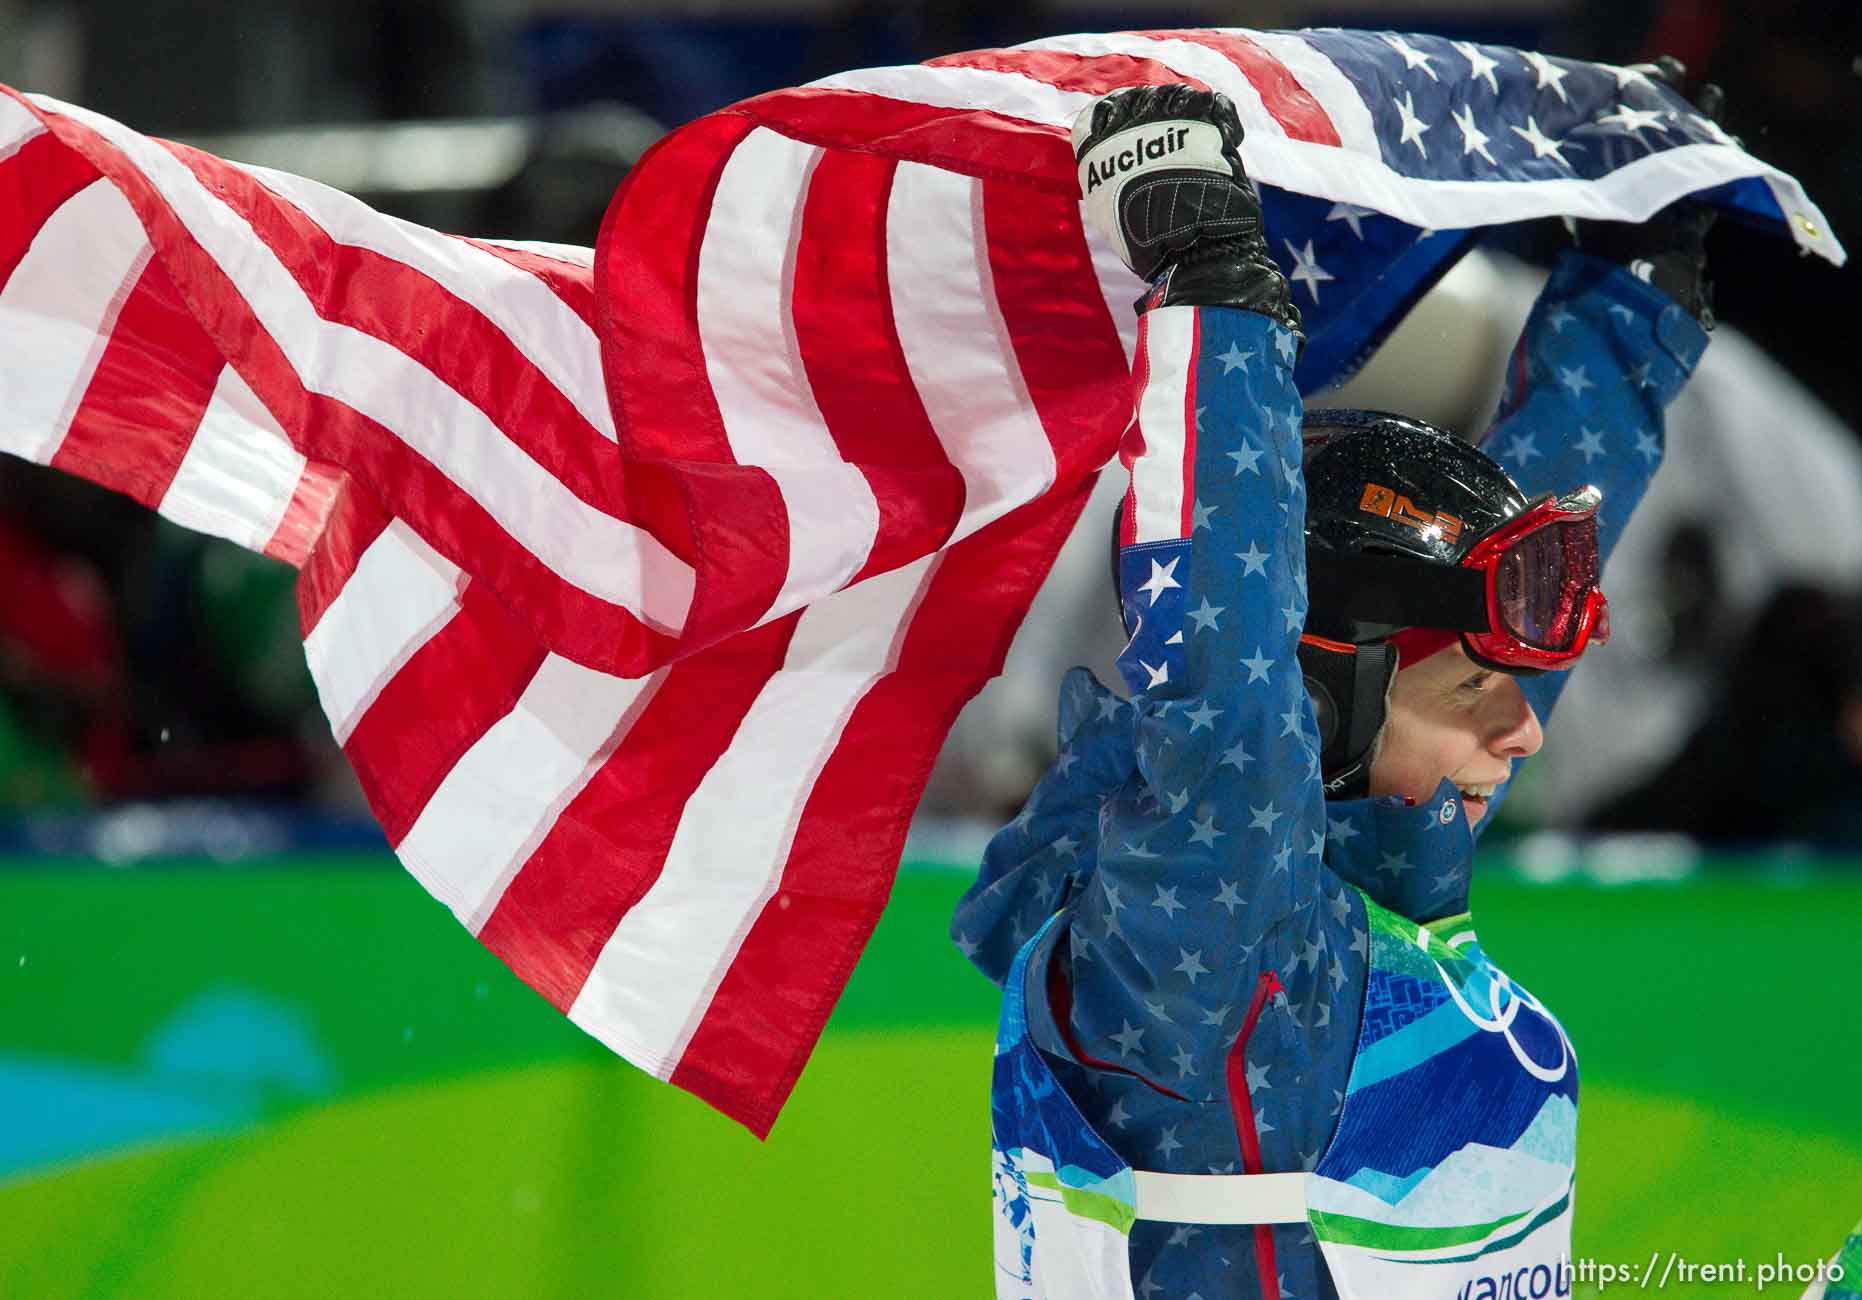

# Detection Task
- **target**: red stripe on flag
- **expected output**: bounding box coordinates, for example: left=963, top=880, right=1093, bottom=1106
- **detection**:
left=980, top=177, right=1130, bottom=476
left=671, top=484, right=1098, bottom=1136
left=672, top=181, right=1123, bottom=1133
left=49, top=257, right=222, bottom=507
left=730, top=88, right=1074, bottom=194
left=0, top=127, right=100, bottom=291
left=263, top=461, right=345, bottom=569
left=1180, top=310, right=1201, bottom=537
left=475, top=616, right=799, bottom=1012
left=931, top=45, right=1212, bottom=97
left=597, top=113, right=791, bottom=650
left=22, top=98, right=680, bottom=676
left=790, top=150, right=965, bottom=583
left=459, top=236, right=597, bottom=331
left=164, top=142, right=625, bottom=522
left=1136, top=30, right=1343, bottom=146
left=343, top=578, right=549, bottom=846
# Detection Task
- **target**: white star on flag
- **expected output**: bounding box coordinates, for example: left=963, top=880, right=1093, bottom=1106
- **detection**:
left=1236, top=541, right=1269, bottom=576
left=1512, top=114, right=1570, bottom=166
left=1598, top=103, right=1669, bottom=139
left=1192, top=498, right=1216, bottom=531
left=1634, top=431, right=1660, bottom=463
left=1152, top=884, right=1185, bottom=917
left=1546, top=303, right=1575, bottom=332
left=1110, top=1020, right=1145, bottom=1056
left=1452, top=103, right=1495, bottom=165
left=1380, top=32, right=1438, bottom=79
left=1325, top=202, right=1372, bottom=239
left=1185, top=702, right=1222, bottom=733
left=1521, top=50, right=1572, bottom=103
left=1219, top=740, right=1252, bottom=772
left=1187, top=597, right=1224, bottom=632
left=1576, top=427, right=1607, bottom=461
left=1228, top=442, right=1265, bottom=476
left=1392, top=91, right=1430, bottom=158
left=1250, top=802, right=1284, bottom=833
left=1283, top=238, right=1337, bottom=301
left=1140, top=660, right=1169, bottom=689
left=1613, top=62, right=1657, bottom=91
left=1453, top=39, right=1502, bottom=94
left=1137, top=556, right=1182, bottom=604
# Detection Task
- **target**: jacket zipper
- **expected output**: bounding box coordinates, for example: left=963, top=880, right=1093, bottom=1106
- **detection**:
left=1225, top=968, right=1287, bottom=1300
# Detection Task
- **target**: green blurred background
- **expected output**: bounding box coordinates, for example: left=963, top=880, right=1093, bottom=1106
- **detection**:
left=1, top=855, right=1856, bottom=1299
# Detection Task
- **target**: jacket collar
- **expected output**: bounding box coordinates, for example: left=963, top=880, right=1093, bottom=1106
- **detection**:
left=1320, top=778, right=1475, bottom=922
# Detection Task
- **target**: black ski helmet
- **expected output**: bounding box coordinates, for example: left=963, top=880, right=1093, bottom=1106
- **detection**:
left=1298, top=409, right=1533, bottom=798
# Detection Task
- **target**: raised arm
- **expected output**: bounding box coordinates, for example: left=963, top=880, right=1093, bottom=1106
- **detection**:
left=1052, top=87, right=1329, bottom=1094
left=1476, top=217, right=1712, bottom=826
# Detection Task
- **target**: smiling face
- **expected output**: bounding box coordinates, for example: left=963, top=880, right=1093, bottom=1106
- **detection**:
left=1367, top=643, right=1545, bottom=825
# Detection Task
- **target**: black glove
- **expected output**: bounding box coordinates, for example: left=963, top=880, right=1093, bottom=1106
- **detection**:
left=1072, top=83, right=1302, bottom=333
left=1578, top=56, right=1722, bottom=328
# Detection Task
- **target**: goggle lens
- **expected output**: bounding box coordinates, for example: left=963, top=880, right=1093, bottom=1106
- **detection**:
left=1493, top=515, right=1600, bottom=651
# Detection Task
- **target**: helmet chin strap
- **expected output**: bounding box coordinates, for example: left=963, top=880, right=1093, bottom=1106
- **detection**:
left=1297, top=636, right=1397, bottom=800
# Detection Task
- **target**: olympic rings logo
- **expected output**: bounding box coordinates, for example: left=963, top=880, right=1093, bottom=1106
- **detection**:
left=1429, top=931, right=1571, bottom=1083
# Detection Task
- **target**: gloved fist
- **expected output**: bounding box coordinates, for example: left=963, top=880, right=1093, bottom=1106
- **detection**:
left=1073, top=84, right=1262, bottom=283
left=1072, top=85, right=1300, bottom=330
left=1578, top=56, right=1724, bottom=327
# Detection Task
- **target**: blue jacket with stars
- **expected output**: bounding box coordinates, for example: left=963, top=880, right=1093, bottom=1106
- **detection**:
left=954, top=249, right=1709, bottom=1300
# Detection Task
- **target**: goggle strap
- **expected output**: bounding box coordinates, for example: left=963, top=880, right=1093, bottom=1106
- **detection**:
left=1305, top=548, right=1490, bottom=635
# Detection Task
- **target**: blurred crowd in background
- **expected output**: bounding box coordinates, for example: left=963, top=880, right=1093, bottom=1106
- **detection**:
left=1, top=0, right=1859, bottom=854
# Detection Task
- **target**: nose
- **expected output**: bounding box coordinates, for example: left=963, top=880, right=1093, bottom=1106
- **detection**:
left=1489, top=677, right=1544, bottom=758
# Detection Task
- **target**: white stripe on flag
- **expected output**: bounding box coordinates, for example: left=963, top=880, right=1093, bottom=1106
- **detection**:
left=809, top=63, right=1088, bottom=129
left=303, top=519, right=463, bottom=743
left=0, top=93, right=44, bottom=161
left=1128, top=306, right=1196, bottom=544
left=158, top=364, right=307, bottom=552
left=1021, top=33, right=1291, bottom=140
left=696, top=128, right=881, bottom=620
left=0, top=179, right=150, bottom=464
left=28, top=95, right=695, bottom=633
left=568, top=553, right=937, bottom=1073
left=396, top=653, right=662, bottom=928
left=1247, top=31, right=1382, bottom=159
left=1081, top=221, right=1140, bottom=372
left=240, top=162, right=616, bottom=441
left=887, top=161, right=1058, bottom=543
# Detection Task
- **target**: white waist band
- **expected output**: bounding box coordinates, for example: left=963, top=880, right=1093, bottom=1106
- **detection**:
left=1132, top=1170, right=1311, bottom=1225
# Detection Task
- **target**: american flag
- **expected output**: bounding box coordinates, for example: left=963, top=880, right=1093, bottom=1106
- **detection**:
left=0, top=29, right=1838, bottom=1135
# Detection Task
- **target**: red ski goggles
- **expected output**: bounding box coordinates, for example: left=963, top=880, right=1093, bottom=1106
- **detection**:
left=1316, top=487, right=1611, bottom=674
left=1457, top=486, right=1609, bottom=671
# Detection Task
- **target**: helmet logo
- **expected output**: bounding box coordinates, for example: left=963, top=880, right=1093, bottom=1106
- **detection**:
left=1360, top=483, right=1465, bottom=545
